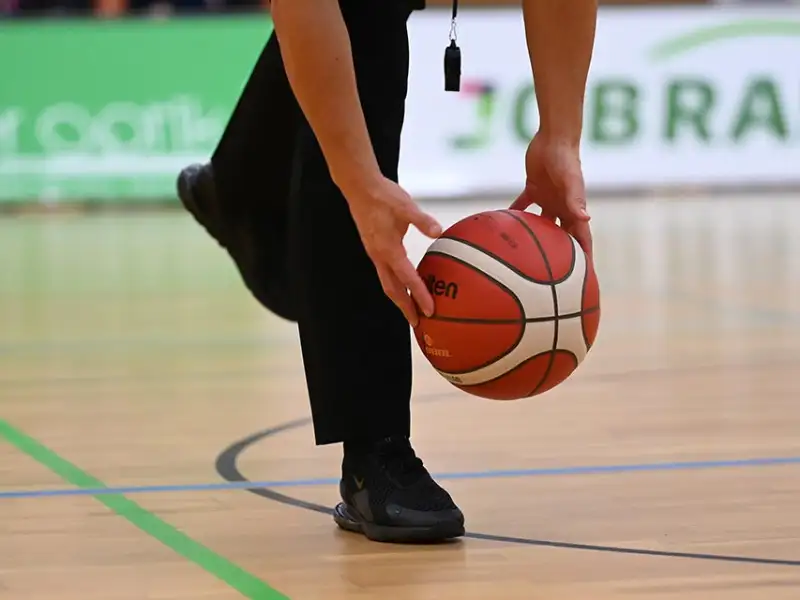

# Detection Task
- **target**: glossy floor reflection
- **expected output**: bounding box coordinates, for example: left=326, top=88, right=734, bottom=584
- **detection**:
left=1, top=194, right=799, bottom=599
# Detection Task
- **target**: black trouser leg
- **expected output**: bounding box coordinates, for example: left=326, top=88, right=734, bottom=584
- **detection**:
left=210, top=33, right=300, bottom=309
left=212, top=33, right=300, bottom=224
left=208, top=1, right=413, bottom=445
left=288, top=0, right=414, bottom=445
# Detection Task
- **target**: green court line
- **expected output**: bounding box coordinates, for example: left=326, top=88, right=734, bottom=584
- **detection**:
left=0, top=419, right=289, bottom=600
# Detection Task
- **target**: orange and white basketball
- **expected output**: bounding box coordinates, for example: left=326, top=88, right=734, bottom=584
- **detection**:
left=414, top=209, right=600, bottom=400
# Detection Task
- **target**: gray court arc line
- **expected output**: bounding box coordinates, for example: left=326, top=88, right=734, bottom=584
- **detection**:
left=213, top=419, right=800, bottom=568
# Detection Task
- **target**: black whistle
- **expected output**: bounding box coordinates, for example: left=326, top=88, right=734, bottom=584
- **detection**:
left=444, top=40, right=461, bottom=92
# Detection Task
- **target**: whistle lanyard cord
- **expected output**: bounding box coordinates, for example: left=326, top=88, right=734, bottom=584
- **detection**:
left=450, top=0, right=458, bottom=41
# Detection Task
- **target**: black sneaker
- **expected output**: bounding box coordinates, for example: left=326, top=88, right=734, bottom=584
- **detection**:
left=333, top=436, right=465, bottom=543
left=176, top=163, right=296, bottom=321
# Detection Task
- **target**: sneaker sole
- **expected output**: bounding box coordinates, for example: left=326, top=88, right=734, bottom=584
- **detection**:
left=333, top=502, right=465, bottom=544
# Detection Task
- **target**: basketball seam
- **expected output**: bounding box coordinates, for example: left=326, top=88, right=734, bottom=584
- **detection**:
left=521, top=351, right=579, bottom=397
left=450, top=349, right=575, bottom=392
left=440, top=229, right=577, bottom=286
left=426, top=306, right=600, bottom=326
left=423, top=250, right=528, bottom=375
left=504, top=211, right=562, bottom=396
left=449, top=350, right=552, bottom=389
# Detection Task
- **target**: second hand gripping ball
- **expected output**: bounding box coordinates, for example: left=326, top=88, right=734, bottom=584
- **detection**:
left=414, top=209, right=600, bottom=400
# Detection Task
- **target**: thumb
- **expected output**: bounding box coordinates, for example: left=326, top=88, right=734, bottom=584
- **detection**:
left=403, top=201, right=443, bottom=239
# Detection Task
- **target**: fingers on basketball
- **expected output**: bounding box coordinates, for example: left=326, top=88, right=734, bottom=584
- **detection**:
left=569, top=220, right=594, bottom=258
left=396, top=258, right=433, bottom=318
left=377, top=263, right=419, bottom=326
left=564, top=171, right=590, bottom=220
left=540, top=208, right=558, bottom=222
left=403, top=202, right=442, bottom=239
left=509, top=192, right=530, bottom=212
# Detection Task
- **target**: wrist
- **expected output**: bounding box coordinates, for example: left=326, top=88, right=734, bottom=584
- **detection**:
left=317, top=130, right=380, bottom=194
left=330, top=157, right=384, bottom=204
left=536, top=114, right=583, bottom=149
left=535, top=122, right=582, bottom=151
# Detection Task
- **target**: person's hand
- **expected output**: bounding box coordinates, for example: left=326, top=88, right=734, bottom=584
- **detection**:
left=344, top=175, right=443, bottom=327
left=510, top=132, right=593, bottom=258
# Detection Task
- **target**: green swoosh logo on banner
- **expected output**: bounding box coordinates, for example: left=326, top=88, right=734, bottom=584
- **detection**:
left=650, top=19, right=800, bottom=61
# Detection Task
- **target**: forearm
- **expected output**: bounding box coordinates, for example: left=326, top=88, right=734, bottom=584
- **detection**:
left=270, top=0, right=380, bottom=192
left=522, top=0, right=598, bottom=145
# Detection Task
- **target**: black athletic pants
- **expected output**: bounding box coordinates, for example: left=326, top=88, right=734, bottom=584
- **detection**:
left=211, top=0, right=414, bottom=446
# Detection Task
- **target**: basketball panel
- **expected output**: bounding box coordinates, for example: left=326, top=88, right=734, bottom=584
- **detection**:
left=417, top=253, right=523, bottom=321
left=531, top=350, right=579, bottom=396
left=454, top=352, right=552, bottom=400
left=508, top=210, right=578, bottom=282
left=553, top=237, right=587, bottom=316
left=434, top=319, right=556, bottom=387
left=425, top=237, right=557, bottom=321
left=441, top=210, right=555, bottom=283
left=555, top=316, right=589, bottom=365
left=415, top=320, right=523, bottom=374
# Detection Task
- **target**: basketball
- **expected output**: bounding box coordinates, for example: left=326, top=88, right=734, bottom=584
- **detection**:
left=413, top=209, right=600, bottom=400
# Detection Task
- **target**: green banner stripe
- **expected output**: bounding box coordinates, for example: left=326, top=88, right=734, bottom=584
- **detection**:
left=649, top=19, right=800, bottom=61
left=0, top=17, right=274, bottom=203
left=0, top=419, right=289, bottom=600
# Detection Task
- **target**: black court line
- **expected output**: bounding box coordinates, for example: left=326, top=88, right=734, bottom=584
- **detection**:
left=214, top=418, right=800, bottom=568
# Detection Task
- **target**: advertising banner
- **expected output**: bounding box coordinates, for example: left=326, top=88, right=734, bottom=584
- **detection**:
left=402, top=7, right=800, bottom=197
left=1, top=8, right=799, bottom=202
left=0, top=17, right=272, bottom=203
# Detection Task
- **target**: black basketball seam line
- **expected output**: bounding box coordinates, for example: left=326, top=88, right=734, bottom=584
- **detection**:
left=443, top=209, right=578, bottom=284
left=453, top=350, right=554, bottom=388
left=427, top=305, right=600, bottom=326
left=505, top=211, right=561, bottom=396
left=439, top=234, right=573, bottom=287
left=565, top=229, right=577, bottom=280
left=422, top=251, right=528, bottom=375
left=523, top=352, right=579, bottom=398
left=451, top=349, right=580, bottom=391
left=449, top=209, right=579, bottom=283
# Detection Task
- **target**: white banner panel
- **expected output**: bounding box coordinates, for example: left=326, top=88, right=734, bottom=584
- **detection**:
left=400, top=7, right=800, bottom=197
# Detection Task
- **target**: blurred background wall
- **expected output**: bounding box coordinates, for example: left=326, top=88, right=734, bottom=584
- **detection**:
left=1, top=0, right=799, bottom=206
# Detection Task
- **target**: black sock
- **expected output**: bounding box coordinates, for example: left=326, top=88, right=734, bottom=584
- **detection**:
left=343, top=439, right=375, bottom=457
left=343, top=435, right=409, bottom=457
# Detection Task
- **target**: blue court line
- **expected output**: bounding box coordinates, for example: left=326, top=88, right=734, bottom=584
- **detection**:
left=2, top=455, right=800, bottom=500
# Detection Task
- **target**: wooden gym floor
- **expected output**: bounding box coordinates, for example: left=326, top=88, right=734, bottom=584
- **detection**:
left=1, top=194, right=799, bottom=599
